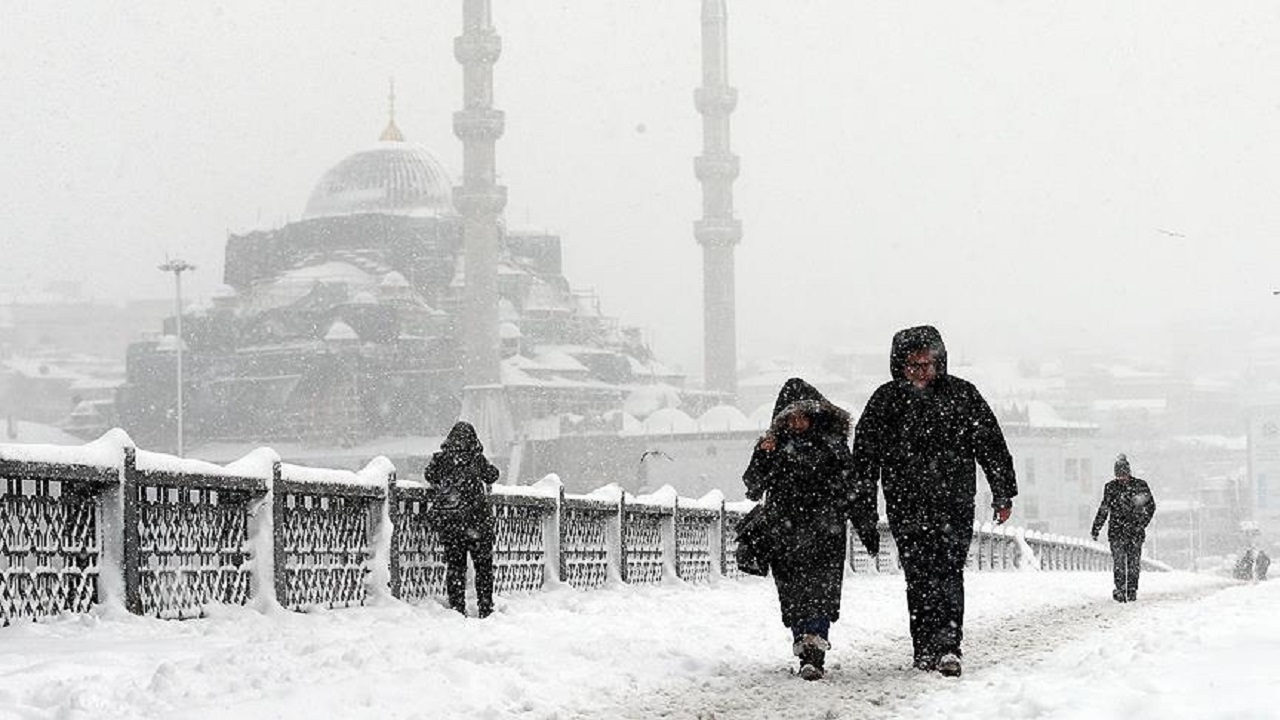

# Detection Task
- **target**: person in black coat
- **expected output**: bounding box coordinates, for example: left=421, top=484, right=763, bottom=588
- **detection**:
left=1090, top=453, right=1156, bottom=603
left=423, top=421, right=500, bottom=617
left=742, top=378, right=877, bottom=681
left=850, top=326, right=1017, bottom=677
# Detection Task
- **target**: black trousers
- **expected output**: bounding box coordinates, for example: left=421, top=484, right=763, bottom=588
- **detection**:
left=443, top=529, right=495, bottom=616
left=1110, top=536, right=1144, bottom=600
left=894, top=518, right=973, bottom=660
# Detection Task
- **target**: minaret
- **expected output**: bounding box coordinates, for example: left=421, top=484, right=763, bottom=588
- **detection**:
left=695, top=0, right=742, bottom=403
left=381, top=78, right=405, bottom=142
left=454, top=0, right=513, bottom=454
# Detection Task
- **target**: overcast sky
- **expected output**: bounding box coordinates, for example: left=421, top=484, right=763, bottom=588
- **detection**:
left=2, top=1, right=1278, bottom=378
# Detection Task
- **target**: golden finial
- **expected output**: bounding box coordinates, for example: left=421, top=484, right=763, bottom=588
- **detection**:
left=380, top=76, right=405, bottom=142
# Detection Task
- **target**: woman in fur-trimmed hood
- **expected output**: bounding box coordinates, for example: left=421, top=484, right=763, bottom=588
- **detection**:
left=741, top=378, right=875, bottom=681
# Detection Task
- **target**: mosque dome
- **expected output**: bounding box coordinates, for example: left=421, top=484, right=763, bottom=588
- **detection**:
left=302, top=139, right=455, bottom=220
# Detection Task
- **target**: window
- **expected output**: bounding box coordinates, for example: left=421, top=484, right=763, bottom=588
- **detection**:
left=1023, top=457, right=1036, bottom=486
left=1080, top=458, right=1092, bottom=494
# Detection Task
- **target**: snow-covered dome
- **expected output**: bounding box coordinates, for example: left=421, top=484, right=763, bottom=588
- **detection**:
left=379, top=271, right=410, bottom=289
left=303, top=141, right=455, bottom=220
left=324, top=320, right=359, bottom=342
left=696, top=405, right=753, bottom=432
left=642, top=408, right=697, bottom=435
left=247, top=261, right=378, bottom=313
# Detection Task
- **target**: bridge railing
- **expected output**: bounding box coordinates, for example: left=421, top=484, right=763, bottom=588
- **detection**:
left=1, top=431, right=1153, bottom=624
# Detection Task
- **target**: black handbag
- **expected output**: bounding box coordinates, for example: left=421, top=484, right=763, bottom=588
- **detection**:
left=734, top=503, right=774, bottom=577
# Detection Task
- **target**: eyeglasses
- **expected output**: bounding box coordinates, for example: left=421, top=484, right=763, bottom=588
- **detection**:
left=905, top=361, right=935, bottom=371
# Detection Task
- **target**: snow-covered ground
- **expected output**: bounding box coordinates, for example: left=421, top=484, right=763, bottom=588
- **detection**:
left=0, top=570, right=1269, bottom=720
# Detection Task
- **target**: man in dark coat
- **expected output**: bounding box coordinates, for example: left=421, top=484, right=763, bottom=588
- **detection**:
left=850, top=326, right=1017, bottom=677
left=424, top=421, right=500, bottom=617
left=742, top=378, right=877, bottom=681
left=1091, top=453, right=1156, bottom=603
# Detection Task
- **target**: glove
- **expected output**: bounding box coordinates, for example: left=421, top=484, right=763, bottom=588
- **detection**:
left=991, top=497, right=1012, bottom=525
left=1091, top=532, right=1099, bottom=542
left=856, top=523, right=880, bottom=556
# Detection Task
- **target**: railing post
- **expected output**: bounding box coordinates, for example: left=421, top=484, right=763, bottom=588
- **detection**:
left=271, top=461, right=288, bottom=609
left=386, top=469, right=402, bottom=600
left=121, top=447, right=141, bottom=615
left=716, top=498, right=727, bottom=578
left=665, top=497, right=679, bottom=581
left=618, top=491, right=629, bottom=584
left=93, top=449, right=123, bottom=614
left=544, top=484, right=563, bottom=587
left=875, top=525, right=893, bottom=573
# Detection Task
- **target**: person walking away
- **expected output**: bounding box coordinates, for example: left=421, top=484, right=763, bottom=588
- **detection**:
left=849, top=325, right=1017, bottom=677
left=742, top=378, right=879, bottom=681
left=1233, top=548, right=1257, bottom=581
left=1090, top=453, right=1156, bottom=602
left=424, top=421, right=500, bottom=617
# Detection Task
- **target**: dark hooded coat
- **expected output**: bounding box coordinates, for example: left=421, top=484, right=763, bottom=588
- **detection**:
left=850, top=326, right=1017, bottom=535
left=849, top=326, right=1017, bottom=660
left=742, top=378, right=859, bottom=628
left=423, top=421, right=500, bottom=540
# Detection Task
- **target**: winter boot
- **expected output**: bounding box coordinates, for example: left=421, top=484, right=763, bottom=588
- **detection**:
left=798, top=646, right=826, bottom=681
left=793, top=635, right=828, bottom=681
left=936, top=653, right=962, bottom=677
left=1112, top=589, right=1127, bottom=603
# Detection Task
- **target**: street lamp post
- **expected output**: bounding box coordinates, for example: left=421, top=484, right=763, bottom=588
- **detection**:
left=158, top=259, right=195, bottom=457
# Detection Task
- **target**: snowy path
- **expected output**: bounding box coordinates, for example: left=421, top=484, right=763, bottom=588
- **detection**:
left=586, top=576, right=1230, bottom=720
left=0, top=570, right=1268, bottom=720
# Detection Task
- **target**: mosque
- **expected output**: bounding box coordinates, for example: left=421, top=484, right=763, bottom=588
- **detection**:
left=115, top=111, right=691, bottom=457
left=116, top=1, right=753, bottom=492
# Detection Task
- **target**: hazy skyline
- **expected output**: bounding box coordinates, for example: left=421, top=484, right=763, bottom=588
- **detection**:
left=2, top=2, right=1278, bottom=379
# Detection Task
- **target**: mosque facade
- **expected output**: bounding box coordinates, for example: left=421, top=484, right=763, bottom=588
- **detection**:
left=116, top=117, right=682, bottom=454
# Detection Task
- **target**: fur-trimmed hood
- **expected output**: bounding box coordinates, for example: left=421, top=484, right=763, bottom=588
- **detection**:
left=768, top=378, right=851, bottom=440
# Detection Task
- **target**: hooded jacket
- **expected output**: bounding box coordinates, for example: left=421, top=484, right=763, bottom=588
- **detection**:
left=850, top=326, right=1017, bottom=533
left=423, top=421, right=500, bottom=538
left=741, top=378, right=863, bottom=626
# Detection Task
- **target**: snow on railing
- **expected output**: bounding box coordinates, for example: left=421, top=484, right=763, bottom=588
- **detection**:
left=0, top=431, right=1143, bottom=624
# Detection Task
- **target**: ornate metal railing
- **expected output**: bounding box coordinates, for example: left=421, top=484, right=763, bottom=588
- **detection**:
left=130, top=450, right=264, bottom=618
left=559, top=497, right=614, bottom=589
left=674, top=504, right=717, bottom=585
left=721, top=508, right=746, bottom=579
left=0, top=460, right=112, bottom=625
left=389, top=482, right=447, bottom=604
left=273, top=470, right=384, bottom=611
left=0, top=433, right=1152, bottom=624
left=621, top=500, right=667, bottom=585
left=492, top=495, right=553, bottom=594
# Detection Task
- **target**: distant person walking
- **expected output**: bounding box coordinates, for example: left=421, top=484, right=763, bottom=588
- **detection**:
left=1091, top=454, right=1156, bottom=602
left=850, top=325, right=1018, bottom=677
left=424, top=421, right=500, bottom=618
left=742, top=378, right=879, bottom=681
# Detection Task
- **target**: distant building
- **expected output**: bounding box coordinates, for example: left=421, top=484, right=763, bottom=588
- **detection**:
left=116, top=118, right=681, bottom=456
left=0, top=285, right=156, bottom=433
